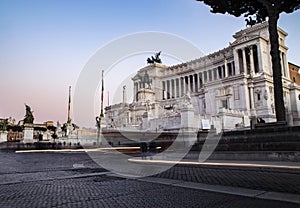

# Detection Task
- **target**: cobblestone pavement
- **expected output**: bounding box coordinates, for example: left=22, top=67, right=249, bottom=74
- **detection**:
left=0, top=150, right=299, bottom=207
left=153, top=163, right=300, bottom=194
left=0, top=150, right=103, bottom=183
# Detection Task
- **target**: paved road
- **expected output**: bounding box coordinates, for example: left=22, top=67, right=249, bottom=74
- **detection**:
left=0, top=150, right=299, bottom=208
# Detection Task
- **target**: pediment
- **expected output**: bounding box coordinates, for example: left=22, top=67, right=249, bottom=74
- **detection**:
left=232, top=34, right=260, bottom=45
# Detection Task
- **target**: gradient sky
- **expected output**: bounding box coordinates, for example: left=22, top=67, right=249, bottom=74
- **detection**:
left=0, top=0, right=299, bottom=127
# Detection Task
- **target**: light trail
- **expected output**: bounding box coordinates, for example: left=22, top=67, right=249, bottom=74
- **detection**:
left=15, top=146, right=142, bottom=154
left=128, top=158, right=300, bottom=170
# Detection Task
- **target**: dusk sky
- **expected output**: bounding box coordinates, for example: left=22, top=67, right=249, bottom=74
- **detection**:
left=1, top=0, right=300, bottom=127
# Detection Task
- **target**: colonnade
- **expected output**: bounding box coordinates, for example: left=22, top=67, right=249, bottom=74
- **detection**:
left=162, top=61, right=235, bottom=100
left=236, top=44, right=261, bottom=75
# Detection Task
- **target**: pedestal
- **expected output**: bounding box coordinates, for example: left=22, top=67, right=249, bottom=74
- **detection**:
left=181, top=106, right=197, bottom=131
left=66, top=123, right=73, bottom=136
left=0, top=131, right=7, bottom=143
left=142, top=111, right=153, bottom=130
left=137, top=88, right=155, bottom=103
left=180, top=105, right=197, bottom=147
left=23, top=124, right=34, bottom=143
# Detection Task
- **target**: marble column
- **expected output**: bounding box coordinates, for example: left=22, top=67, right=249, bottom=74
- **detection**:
left=283, top=52, right=289, bottom=79
left=249, top=83, right=255, bottom=111
left=256, top=44, right=263, bottom=73
left=174, top=78, right=177, bottom=98
left=281, top=52, right=287, bottom=77
left=233, top=50, right=240, bottom=75
left=249, top=46, right=255, bottom=76
left=171, top=79, right=174, bottom=99
left=176, top=78, right=180, bottom=98
left=224, top=59, right=228, bottom=78
left=242, top=48, right=247, bottom=74
left=181, top=77, right=185, bottom=97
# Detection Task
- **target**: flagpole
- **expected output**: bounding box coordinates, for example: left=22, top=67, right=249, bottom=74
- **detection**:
left=96, top=70, right=104, bottom=146
left=67, top=86, right=71, bottom=125
left=100, top=70, right=104, bottom=118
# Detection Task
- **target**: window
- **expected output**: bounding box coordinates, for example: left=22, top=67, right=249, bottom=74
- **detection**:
left=269, top=86, right=273, bottom=94
left=220, top=88, right=226, bottom=95
left=221, top=99, right=228, bottom=109
left=234, top=87, right=239, bottom=100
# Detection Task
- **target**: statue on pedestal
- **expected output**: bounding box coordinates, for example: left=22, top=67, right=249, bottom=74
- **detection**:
left=23, top=105, right=34, bottom=143
left=147, top=51, right=162, bottom=64
left=246, top=16, right=256, bottom=27
left=181, top=92, right=193, bottom=109
left=24, top=104, right=34, bottom=124
left=138, top=71, right=152, bottom=89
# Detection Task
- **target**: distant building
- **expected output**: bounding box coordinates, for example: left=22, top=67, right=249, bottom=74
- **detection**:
left=289, top=62, right=300, bottom=85
left=104, top=22, right=300, bottom=133
left=0, top=117, right=57, bottom=142
left=7, top=127, right=23, bottom=141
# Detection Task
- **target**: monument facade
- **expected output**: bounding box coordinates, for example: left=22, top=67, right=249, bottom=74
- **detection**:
left=104, top=22, right=300, bottom=133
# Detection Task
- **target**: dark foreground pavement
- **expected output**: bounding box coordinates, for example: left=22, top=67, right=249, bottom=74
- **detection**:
left=0, top=150, right=299, bottom=208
